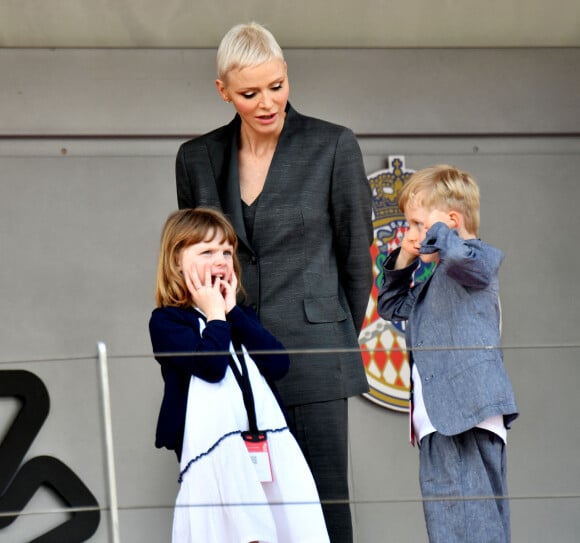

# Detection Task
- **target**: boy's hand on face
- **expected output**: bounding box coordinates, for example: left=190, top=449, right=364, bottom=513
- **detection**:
left=395, top=231, right=421, bottom=269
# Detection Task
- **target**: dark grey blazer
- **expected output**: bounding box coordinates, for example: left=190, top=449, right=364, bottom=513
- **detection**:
left=176, top=104, right=373, bottom=406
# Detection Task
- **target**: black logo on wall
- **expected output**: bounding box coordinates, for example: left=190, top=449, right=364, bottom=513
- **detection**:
left=0, top=370, right=100, bottom=542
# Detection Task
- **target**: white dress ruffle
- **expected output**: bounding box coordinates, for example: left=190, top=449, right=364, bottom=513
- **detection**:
left=172, top=318, right=329, bottom=543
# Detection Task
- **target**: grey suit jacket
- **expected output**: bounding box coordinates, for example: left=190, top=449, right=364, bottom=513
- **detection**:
left=176, top=104, right=373, bottom=406
left=377, top=223, right=518, bottom=435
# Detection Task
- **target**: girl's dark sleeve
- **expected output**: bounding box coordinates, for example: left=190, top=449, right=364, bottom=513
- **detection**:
left=226, top=305, right=290, bottom=381
left=149, top=307, right=232, bottom=382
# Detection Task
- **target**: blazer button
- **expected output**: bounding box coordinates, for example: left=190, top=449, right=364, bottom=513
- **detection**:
left=250, top=256, right=257, bottom=265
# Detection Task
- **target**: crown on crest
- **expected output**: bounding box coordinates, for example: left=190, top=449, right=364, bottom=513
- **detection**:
left=368, top=156, right=414, bottom=228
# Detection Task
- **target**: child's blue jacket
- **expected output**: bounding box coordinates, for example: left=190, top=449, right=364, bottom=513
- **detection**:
left=149, top=304, right=289, bottom=459
left=378, top=222, right=518, bottom=435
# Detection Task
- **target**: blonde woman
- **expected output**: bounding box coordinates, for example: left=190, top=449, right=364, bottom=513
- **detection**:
left=176, top=23, right=373, bottom=542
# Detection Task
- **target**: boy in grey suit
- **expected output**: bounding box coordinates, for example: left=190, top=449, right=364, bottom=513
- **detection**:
left=377, top=165, right=518, bottom=543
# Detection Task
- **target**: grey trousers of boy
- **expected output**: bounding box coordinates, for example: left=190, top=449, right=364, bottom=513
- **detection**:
left=419, top=428, right=510, bottom=543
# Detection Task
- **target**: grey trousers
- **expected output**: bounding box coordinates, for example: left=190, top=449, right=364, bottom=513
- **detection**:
left=419, top=428, right=510, bottom=543
left=286, top=399, right=352, bottom=543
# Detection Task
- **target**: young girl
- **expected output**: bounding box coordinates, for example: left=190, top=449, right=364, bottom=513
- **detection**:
left=149, top=207, right=329, bottom=543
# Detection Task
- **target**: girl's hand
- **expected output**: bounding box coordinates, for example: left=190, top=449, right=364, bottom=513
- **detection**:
left=185, top=267, right=226, bottom=321
left=221, top=272, right=238, bottom=314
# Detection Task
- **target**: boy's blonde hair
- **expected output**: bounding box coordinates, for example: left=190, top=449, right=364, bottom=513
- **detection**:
left=154, top=207, right=242, bottom=308
left=217, top=22, right=284, bottom=81
left=399, top=165, right=481, bottom=235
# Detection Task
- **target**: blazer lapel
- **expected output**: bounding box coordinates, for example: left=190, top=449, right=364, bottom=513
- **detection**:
left=207, top=121, right=252, bottom=251
left=252, top=103, right=296, bottom=210
left=213, top=104, right=298, bottom=253
left=224, top=140, right=252, bottom=251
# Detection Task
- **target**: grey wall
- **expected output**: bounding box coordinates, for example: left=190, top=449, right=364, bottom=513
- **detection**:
left=1, top=48, right=579, bottom=542
left=2, top=48, right=578, bottom=136
left=4, top=1, right=580, bottom=48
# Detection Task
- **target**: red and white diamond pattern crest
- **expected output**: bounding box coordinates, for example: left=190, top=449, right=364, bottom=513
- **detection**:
left=359, top=157, right=414, bottom=412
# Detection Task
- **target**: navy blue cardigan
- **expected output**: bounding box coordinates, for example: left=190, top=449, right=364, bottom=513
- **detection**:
left=149, top=304, right=290, bottom=459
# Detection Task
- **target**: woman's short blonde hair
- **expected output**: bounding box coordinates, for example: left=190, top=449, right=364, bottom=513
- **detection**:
left=154, top=207, right=242, bottom=307
left=217, top=22, right=284, bottom=81
left=398, top=164, right=481, bottom=236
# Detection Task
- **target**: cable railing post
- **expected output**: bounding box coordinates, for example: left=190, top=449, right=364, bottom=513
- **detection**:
left=97, top=341, right=121, bottom=543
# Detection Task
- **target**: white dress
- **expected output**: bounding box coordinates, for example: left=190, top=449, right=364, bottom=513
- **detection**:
left=172, top=318, right=330, bottom=543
